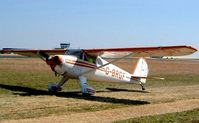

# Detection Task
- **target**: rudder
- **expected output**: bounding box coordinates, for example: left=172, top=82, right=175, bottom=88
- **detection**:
left=131, top=58, right=149, bottom=83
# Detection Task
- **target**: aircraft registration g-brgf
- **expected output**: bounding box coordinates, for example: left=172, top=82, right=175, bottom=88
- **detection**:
left=0, top=45, right=197, bottom=95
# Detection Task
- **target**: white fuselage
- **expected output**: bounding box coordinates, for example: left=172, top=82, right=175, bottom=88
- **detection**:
left=53, top=55, right=138, bottom=84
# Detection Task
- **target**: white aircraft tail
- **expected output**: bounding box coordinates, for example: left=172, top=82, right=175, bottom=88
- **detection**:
left=131, top=58, right=149, bottom=84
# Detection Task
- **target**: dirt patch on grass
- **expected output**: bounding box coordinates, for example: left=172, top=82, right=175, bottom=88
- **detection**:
left=2, top=99, right=199, bottom=123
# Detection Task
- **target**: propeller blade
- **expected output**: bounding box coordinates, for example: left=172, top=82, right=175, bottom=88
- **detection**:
left=38, top=51, right=50, bottom=60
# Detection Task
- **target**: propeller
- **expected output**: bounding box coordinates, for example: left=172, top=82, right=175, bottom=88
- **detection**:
left=38, top=51, right=50, bottom=60
left=37, top=51, right=62, bottom=71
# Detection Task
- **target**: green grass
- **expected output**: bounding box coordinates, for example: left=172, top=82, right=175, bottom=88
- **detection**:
left=0, top=72, right=81, bottom=94
left=0, top=57, right=199, bottom=94
left=0, top=58, right=199, bottom=121
left=146, top=74, right=199, bottom=88
left=114, top=108, right=199, bottom=123
left=0, top=71, right=135, bottom=120
left=1, top=71, right=199, bottom=94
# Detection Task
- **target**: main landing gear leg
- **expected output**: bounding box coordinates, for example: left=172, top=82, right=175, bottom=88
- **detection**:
left=48, top=73, right=69, bottom=92
left=79, top=76, right=95, bottom=96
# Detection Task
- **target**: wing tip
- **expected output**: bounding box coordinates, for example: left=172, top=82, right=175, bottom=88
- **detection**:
left=185, top=45, right=198, bottom=52
left=170, top=45, right=197, bottom=55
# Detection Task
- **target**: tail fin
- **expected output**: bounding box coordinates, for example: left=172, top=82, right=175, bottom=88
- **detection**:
left=131, top=58, right=149, bottom=83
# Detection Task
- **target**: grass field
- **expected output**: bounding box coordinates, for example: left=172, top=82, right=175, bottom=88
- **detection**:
left=0, top=56, right=199, bottom=122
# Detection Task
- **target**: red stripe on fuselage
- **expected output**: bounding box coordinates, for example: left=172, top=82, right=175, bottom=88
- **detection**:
left=65, top=60, right=105, bottom=72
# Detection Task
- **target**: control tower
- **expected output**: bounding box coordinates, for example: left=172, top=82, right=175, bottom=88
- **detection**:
left=60, top=43, right=70, bottom=49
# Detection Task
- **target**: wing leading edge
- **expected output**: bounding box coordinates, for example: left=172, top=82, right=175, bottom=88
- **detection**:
left=0, top=48, right=66, bottom=57
left=83, top=45, right=197, bottom=58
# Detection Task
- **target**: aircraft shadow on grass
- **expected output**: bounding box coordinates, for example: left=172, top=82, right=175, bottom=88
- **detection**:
left=106, top=87, right=149, bottom=93
left=0, top=84, right=150, bottom=105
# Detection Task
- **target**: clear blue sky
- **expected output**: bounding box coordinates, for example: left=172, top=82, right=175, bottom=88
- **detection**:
left=0, top=0, right=199, bottom=56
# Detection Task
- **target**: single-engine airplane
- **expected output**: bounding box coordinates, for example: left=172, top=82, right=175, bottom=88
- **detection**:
left=0, top=45, right=197, bottom=95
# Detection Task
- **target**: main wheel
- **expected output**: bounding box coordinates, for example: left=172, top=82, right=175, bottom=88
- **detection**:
left=48, top=84, right=62, bottom=92
left=82, top=87, right=95, bottom=96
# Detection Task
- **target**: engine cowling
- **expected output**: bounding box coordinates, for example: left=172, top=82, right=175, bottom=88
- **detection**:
left=46, top=56, right=63, bottom=71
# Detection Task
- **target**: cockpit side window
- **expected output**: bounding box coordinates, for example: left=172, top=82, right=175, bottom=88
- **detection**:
left=96, top=57, right=103, bottom=66
left=65, top=49, right=96, bottom=63
left=83, top=54, right=96, bottom=64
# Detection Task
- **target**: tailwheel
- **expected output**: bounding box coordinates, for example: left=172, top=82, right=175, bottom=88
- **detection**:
left=141, top=86, right=145, bottom=91
left=140, top=83, right=145, bottom=90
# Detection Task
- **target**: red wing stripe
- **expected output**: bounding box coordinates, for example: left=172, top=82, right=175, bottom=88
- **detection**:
left=84, top=45, right=197, bottom=52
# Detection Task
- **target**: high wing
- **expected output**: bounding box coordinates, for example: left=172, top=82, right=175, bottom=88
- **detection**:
left=0, top=48, right=66, bottom=57
left=0, top=45, right=197, bottom=58
left=83, top=45, right=197, bottom=58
